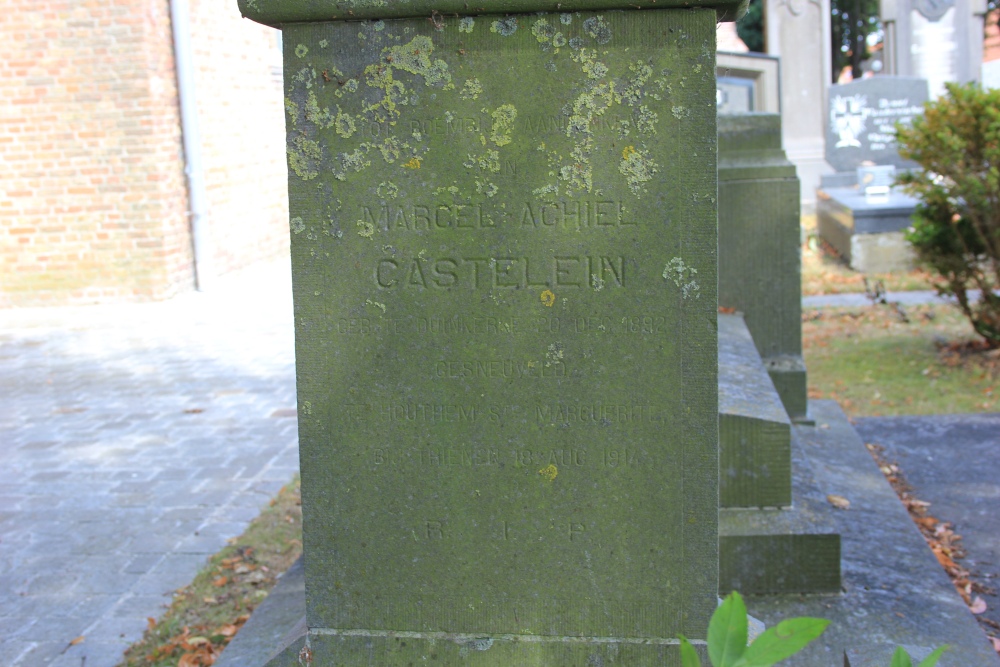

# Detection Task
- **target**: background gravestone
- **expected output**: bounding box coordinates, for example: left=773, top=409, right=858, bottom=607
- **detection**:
left=240, top=1, right=738, bottom=662
left=825, top=76, right=929, bottom=173
left=880, top=0, right=987, bottom=98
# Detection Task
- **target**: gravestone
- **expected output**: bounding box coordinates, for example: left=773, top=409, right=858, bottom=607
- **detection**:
left=825, top=77, right=928, bottom=173
left=880, top=0, right=987, bottom=98
left=716, top=52, right=781, bottom=116
left=817, top=77, right=928, bottom=272
left=239, top=0, right=740, bottom=662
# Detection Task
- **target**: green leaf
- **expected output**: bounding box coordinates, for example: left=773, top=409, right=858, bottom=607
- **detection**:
left=678, top=635, right=702, bottom=667
left=916, top=645, right=949, bottom=667
left=709, top=592, right=748, bottom=667
left=735, top=617, right=829, bottom=666
left=890, top=646, right=913, bottom=667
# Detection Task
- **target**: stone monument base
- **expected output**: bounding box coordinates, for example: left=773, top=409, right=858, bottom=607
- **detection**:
left=816, top=186, right=919, bottom=273
left=219, top=401, right=1000, bottom=666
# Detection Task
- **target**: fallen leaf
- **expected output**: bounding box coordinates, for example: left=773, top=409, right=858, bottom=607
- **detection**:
left=826, top=494, right=850, bottom=510
left=70, top=636, right=85, bottom=646
left=146, top=617, right=156, bottom=631
left=971, top=596, right=988, bottom=614
left=219, top=624, right=238, bottom=637
left=212, top=576, right=228, bottom=587
left=202, top=597, right=218, bottom=604
left=990, top=637, right=1000, bottom=652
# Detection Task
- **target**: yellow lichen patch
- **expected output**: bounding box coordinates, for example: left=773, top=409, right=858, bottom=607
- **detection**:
left=531, top=18, right=555, bottom=43
left=334, top=108, right=356, bottom=138
left=619, top=144, right=658, bottom=196
left=403, top=157, right=422, bottom=169
left=361, top=36, right=453, bottom=122
left=459, top=17, right=475, bottom=33
left=540, top=290, right=556, bottom=307
left=357, top=220, right=375, bottom=238
left=288, top=136, right=321, bottom=181
left=460, top=78, right=484, bottom=101
left=538, top=464, right=558, bottom=482
left=489, top=104, right=518, bottom=147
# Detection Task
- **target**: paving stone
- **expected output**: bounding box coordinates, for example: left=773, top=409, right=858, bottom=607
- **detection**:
left=0, top=259, right=298, bottom=667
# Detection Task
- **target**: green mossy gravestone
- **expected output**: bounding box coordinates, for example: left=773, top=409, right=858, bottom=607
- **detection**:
left=241, top=1, right=741, bottom=663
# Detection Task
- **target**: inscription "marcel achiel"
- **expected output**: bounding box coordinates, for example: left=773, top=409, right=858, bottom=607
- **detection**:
left=360, top=200, right=633, bottom=231
left=376, top=256, right=626, bottom=289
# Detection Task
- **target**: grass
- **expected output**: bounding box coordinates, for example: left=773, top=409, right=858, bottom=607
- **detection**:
left=800, top=214, right=936, bottom=296
left=117, top=477, right=302, bottom=667
left=804, top=303, right=1000, bottom=417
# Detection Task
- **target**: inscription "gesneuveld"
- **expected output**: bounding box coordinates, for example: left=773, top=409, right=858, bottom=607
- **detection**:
left=376, top=256, right=626, bottom=289
left=434, top=359, right=566, bottom=379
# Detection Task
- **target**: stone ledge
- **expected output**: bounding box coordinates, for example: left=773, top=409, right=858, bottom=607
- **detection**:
left=238, top=0, right=747, bottom=26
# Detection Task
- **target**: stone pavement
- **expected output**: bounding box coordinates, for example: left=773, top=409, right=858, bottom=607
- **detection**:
left=0, top=258, right=299, bottom=667
left=855, top=414, right=1000, bottom=643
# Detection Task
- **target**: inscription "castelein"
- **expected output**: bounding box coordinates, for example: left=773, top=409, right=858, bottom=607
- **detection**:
left=376, top=256, right=626, bottom=289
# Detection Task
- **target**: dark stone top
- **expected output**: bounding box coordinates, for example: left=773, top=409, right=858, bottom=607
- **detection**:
left=825, top=76, right=928, bottom=173
left=239, top=0, right=748, bottom=25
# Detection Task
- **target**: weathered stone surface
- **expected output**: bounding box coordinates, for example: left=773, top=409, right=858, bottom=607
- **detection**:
left=746, top=402, right=1000, bottom=666
left=272, top=7, right=723, bottom=658
left=239, top=0, right=747, bottom=24
left=718, top=313, right=791, bottom=508
left=718, top=114, right=806, bottom=420
left=825, top=77, right=929, bottom=173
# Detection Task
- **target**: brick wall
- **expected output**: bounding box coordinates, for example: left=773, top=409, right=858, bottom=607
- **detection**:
left=0, top=0, right=289, bottom=307
left=189, top=0, right=288, bottom=279
left=985, top=10, right=1000, bottom=63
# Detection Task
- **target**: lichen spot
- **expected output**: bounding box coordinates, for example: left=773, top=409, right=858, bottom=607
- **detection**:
left=373, top=20, right=385, bottom=31
left=335, top=109, right=356, bottom=138
left=357, top=220, right=375, bottom=238
left=290, top=217, right=305, bottom=234
left=377, top=181, right=400, bottom=199
left=540, top=289, right=556, bottom=307
left=671, top=105, right=689, bottom=120
left=583, top=16, right=612, bottom=44
left=459, top=17, right=475, bottom=33
left=560, top=12, right=573, bottom=24
left=490, top=16, right=518, bottom=36
left=365, top=298, right=386, bottom=312
left=295, top=44, right=309, bottom=58
left=663, top=257, right=701, bottom=299
left=619, top=145, right=658, bottom=196
left=538, top=464, right=558, bottom=482
left=319, top=39, right=329, bottom=48
left=490, top=104, right=517, bottom=147
left=403, top=157, right=422, bottom=169
left=532, top=18, right=555, bottom=43
left=460, top=78, right=484, bottom=101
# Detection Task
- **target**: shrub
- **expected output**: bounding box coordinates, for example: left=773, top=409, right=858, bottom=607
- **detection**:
left=896, top=82, right=1000, bottom=347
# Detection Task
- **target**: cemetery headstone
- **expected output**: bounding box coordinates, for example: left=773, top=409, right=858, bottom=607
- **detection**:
left=880, top=0, right=987, bottom=98
left=818, top=76, right=927, bottom=272
left=825, top=76, right=928, bottom=173
left=239, top=0, right=739, bottom=662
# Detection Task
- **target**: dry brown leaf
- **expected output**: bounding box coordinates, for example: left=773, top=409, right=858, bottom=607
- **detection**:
left=990, top=636, right=1000, bottom=652
left=219, top=624, right=239, bottom=637
left=146, top=617, right=156, bottom=631
left=69, top=636, right=85, bottom=646
left=212, top=576, right=228, bottom=587
left=971, top=596, right=988, bottom=614
left=826, top=494, right=850, bottom=510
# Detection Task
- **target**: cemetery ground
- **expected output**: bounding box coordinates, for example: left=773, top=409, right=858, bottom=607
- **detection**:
left=108, top=251, right=1000, bottom=663
left=4, top=249, right=999, bottom=665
